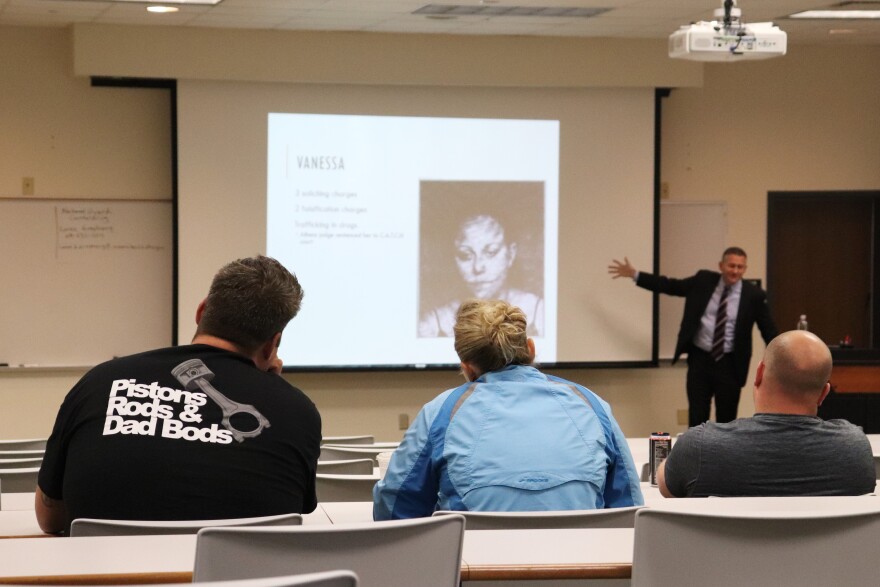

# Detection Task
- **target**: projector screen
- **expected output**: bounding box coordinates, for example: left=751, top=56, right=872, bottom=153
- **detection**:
left=177, top=80, right=655, bottom=369
left=267, top=113, right=558, bottom=366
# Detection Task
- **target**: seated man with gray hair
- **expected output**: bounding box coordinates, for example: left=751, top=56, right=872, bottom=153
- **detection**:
left=659, top=330, right=875, bottom=497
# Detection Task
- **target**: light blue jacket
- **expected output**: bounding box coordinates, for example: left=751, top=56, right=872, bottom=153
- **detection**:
left=373, top=365, right=644, bottom=520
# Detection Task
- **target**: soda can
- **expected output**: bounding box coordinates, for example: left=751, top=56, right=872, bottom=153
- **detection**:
left=649, top=432, right=672, bottom=486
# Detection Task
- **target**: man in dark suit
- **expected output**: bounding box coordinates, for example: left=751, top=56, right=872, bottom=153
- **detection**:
left=609, top=247, right=777, bottom=426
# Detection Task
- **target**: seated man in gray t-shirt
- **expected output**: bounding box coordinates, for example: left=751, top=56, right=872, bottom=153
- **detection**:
left=658, top=330, right=876, bottom=498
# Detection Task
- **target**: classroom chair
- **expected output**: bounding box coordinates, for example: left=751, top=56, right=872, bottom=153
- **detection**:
left=0, top=438, right=47, bottom=451
left=315, top=474, right=377, bottom=502
left=321, top=435, right=374, bottom=445
left=0, top=467, right=39, bottom=494
left=632, top=506, right=880, bottom=586
left=0, top=450, right=45, bottom=459
left=316, top=459, right=374, bottom=475
left=319, top=446, right=385, bottom=464
left=69, top=513, right=303, bottom=536
left=0, top=458, right=43, bottom=469
left=194, top=515, right=464, bottom=587
left=433, top=505, right=643, bottom=529
left=200, top=572, right=359, bottom=587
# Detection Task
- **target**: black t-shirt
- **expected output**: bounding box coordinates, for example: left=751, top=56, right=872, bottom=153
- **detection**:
left=39, top=344, right=321, bottom=532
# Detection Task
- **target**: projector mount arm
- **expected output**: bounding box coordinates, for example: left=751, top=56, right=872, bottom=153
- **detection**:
left=722, top=0, right=736, bottom=28
left=714, top=0, right=747, bottom=53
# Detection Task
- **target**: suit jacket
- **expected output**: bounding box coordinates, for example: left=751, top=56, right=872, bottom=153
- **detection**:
left=636, top=270, right=778, bottom=387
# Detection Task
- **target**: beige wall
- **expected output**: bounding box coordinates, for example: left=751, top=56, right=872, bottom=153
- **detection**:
left=0, top=27, right=171, bottom=199
left=1, top=25, right=878, bottom=441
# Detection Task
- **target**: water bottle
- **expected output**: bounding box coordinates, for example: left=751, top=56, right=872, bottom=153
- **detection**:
left=796, top=315, right=809, bottom=331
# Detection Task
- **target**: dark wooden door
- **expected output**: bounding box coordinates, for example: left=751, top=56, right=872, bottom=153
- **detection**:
left=767, top=193, right=873, bottom=347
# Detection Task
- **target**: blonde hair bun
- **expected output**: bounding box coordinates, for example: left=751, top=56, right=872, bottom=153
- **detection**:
left=454, top=299, right=531, bottom=374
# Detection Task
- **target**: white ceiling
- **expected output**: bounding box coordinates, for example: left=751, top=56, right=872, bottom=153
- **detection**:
left=1, top=0, right=879, bottom=45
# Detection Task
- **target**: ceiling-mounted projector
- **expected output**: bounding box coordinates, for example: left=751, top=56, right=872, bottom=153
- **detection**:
left=669, top=0, right=787, bottom=61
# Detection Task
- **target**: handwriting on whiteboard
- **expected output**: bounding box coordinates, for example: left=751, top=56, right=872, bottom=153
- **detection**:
left=55, top=205, right=167, bottom=258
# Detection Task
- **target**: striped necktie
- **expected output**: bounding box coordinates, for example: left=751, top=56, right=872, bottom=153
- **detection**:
left=711, top=286, right=731, bottom=361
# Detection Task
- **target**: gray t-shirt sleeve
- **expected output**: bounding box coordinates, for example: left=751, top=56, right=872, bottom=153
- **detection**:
left=663, top=427, right=704, bottom=497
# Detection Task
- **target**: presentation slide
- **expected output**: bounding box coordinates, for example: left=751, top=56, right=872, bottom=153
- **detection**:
left=267, top=113, right=559, bottom=367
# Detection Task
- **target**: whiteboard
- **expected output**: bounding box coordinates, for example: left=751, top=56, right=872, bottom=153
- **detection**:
left=0, top=199, right=173, bottom=367
left=658, top=201, right=727, bottom=359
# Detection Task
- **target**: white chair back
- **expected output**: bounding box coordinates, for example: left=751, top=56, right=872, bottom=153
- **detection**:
left=319, top=446, right=385, bottom=464
left=0, top=458, right=43, bottom=469
left=0, top=438, right=47, bottom=451
left=0, top=450, right=45, bottom=459
left=0, top=467, right=39, bottom=494
left=315, top=474, right=377, bottom=502
left=193, top=514, right=465, bottom=587
left=433, top=505, right=642, bottom=529
left=632, top=505, right=880, bottom=586
left=316, top=459, right=374, bottom=475
left=70, top=513, right=303, bottom=536
left=321, top=435, right=374, bottom=445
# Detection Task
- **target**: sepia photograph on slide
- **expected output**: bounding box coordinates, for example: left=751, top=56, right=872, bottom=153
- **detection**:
left=418, top=180, right=545, bottom=338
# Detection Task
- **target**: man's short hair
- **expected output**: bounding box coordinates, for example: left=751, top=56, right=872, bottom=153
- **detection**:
left=722, top=246, right=747, bottom=260
left=196, top=256, right=303, bottom=354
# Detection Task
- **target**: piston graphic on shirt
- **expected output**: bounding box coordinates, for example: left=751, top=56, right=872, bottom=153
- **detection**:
left=171, top=359, right=271, bottom=442
left=102, top=359, right=270, bottom=444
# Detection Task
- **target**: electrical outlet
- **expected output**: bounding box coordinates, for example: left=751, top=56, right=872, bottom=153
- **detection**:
left=676, top=409, right=689, bottom=426
left=22, top=177, right=34, bottom=196
left=398, top=413, right=409, bottom=430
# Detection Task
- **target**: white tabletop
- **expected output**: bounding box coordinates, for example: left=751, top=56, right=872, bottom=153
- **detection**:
left=319, top=501, right=374, bottom=524
left=0, top=511, right=49, bottom=538
left=0, top=534, right=196, bottom=581
left=626, top=438, right=650, bottom=463
left=0, top=493, right=33, bottom=511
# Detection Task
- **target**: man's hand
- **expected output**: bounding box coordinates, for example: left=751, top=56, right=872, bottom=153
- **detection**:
left=608, top=256, right=636, bottom=279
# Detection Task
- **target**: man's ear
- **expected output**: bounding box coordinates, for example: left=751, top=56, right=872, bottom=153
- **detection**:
left=263, top=332, right=281, bottom=359
left=754, top=360, right=765, bottom=388
left=195, top=299, right=207, bottom=325
left=527, top=338, right=536, bottom=362
left=259, top=332, right=282, bottom=361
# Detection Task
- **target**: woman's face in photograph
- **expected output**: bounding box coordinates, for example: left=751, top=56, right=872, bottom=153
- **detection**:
left=454, top=216, right=516, bottom=299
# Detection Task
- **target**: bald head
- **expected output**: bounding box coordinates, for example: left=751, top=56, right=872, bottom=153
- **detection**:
left=763, top=331, right=832, bottom=397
